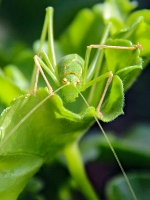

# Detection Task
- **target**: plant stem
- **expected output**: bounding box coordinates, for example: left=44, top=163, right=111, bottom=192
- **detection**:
left=64, top=142, right=99, bottom=200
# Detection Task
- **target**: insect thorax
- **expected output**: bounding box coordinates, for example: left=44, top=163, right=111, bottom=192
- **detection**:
left=57, top=54, right=84, bottom=102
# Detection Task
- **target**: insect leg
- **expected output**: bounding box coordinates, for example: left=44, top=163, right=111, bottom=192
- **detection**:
left=46, top=7, right=56, bottom=68
left=82, top=47, right=92, bottom=85
left=34, top=55, right=54, bottom=96
left=88, top=43, right=141, bottom=50
left=81, top=71, right=113, bottom=118
left=84, top=43, right=142, bottom=82
left=33, top=66, right=40, bottom=93
left=39, top=51, right=55, bottom=72
left=96, top=71, right=113, bottom=118
left=34, top=55, right=59, bottom=86
left=30, top=7, right=56, bottom=91
left=83, top=23, right=112, bottom=84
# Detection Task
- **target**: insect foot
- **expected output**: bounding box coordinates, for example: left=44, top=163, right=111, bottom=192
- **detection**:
left=96, top=109, right=103, bottom=119
left=50, top=92, right=55, bottom=98
left=136, top=43, right=143, bottom=50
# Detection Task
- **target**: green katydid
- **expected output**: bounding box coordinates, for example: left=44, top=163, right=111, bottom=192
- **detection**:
left=30, top=7, right=142, bottom=200
left=33, top=10, right=141, bottom=118
left=34, top=44, right=141, bottom=118
left=0, top=6, right=142, bottom=200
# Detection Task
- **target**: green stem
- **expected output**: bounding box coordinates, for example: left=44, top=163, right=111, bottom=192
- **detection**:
left=64, top=142, right=99, bottom=200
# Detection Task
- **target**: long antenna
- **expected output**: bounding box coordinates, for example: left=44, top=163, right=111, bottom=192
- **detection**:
left=78, top=90, right=138, bottom=200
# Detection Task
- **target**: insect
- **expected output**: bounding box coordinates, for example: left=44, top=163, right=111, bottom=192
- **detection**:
left=0, top=6, right=142, bottom=200
left=33, top=7, right=141, bottom=118
left=34, top=40, right=141, bottom=119
left=31, top=7, right=142, bottom=200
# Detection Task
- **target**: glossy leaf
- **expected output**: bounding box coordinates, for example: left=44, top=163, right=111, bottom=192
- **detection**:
left=95, top=123, right=150, bottom=167
left=3, top=65, right=29, bottom=91
left=59, top=8, right=105, bottom=58
left=104, top=39, right=142, bottom=90
left=112, top=10, right=150, bottom=62
left=100, top=75, right=124, bottom=121
left=106, top=173, right=150, bottom=200
left=0, top=67, right=25, bottom=106
left=93, top=0, right=137, bottom=33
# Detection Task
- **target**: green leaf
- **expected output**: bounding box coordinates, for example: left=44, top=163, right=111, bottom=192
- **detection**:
left=127, top=10, right=150, bottom=58
left=0, top=155, right=43, bottom=200
left=0, top=88, right=96, bottom=199
left=0, top=68, right=25, bottom=106
left=105, top=39, right=142, bottom=73
left=3, top=65, right=29, bottom=91
left=106, top=173, right=150, bottom=200
left=112, top=10, right=150, bottom=62
left=101, top=75, right=124, bottom=122
left=0, top=88, right=95, bottom=159
left=59, top=8, right=105, bottom=58
left=79, top=133, right=102, bottom=163
left=93, top=0, right=137, bottom=33
left=116, top=65, right=142, bottom=90
left=97, top=123, right=150, bottom=167
left=91, top=39, right=142, bottom=121
left=104, top=39, right=143, bottom=90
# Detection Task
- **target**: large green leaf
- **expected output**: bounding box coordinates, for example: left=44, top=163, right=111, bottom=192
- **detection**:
left=88, top=39, right=142, bottom=122
left=106, top=173, right=150, bottom=200
left=59, top=8, right=105, bottom=59
left=93, top=0, right=137, bottom=33
left=112, top=10, right=150, bottom=63
left=79, top=124, right=150, bottom=199
left=0, top=88, right=96, bottom=199
left=0, top=67, right=25, bottom=106
left=104, top=39, right=142, bottom=91
left=100, top=75, right=124, bottom=121
left=95, top=123, right=150, bottom=167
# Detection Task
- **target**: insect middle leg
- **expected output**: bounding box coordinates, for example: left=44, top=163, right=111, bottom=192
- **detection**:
left=96, top=71, right=113, bottom=118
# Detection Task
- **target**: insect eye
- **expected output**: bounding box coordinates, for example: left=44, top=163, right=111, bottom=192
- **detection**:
left=77, top=80, right=81, bottom=84
left=62, top=78, right=70, bottom=85
left=62, top=78, right=67, bottom=84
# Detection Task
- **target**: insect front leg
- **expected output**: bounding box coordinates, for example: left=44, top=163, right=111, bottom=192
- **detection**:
left=33, top=65, right=40, bottom=94
left=34, top=55, right=54, bottom=96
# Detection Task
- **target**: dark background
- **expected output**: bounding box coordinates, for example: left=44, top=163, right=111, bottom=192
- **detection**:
left=0, top=0, right=150, bottom=42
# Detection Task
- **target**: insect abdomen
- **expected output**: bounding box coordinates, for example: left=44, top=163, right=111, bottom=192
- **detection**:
left=57, top=54, right=84, bottom=80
